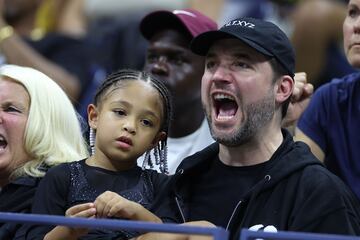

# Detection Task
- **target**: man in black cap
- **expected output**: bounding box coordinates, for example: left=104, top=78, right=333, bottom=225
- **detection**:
left=138, top=9, right=311, bottom=174
left=144, top=17, right=360, bottom=239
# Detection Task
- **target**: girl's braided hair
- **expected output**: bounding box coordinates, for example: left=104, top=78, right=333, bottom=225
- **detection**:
left=90, top=69, right=172, bottom=174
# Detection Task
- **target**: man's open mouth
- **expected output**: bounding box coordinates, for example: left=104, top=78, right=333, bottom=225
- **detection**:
left=213, top=93, right=238, bottom=120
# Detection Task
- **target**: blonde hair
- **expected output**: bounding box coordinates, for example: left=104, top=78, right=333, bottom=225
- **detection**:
left=0, top=64, right=89, bottom=178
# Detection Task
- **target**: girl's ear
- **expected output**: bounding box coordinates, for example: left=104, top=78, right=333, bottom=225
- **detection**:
left=87, top=104, right=99, bottom=130
left=150, top=131, right=167, bottom=148
left=275, top=75, right=294, bottom=104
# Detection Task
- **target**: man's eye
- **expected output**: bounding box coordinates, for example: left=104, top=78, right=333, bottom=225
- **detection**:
left=232, top=61, right=249, bottom=69
left=171, top=57, right=184, bottom=65
left=205, top=61, right=216, bottom=69
left=147, top=53, right=158, bottom=62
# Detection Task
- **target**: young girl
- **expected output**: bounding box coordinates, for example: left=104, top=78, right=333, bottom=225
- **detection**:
left=25, top=69, right=173, bottom=240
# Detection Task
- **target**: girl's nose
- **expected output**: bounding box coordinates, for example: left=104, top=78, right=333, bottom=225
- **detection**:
left=123, top=123, right=136, bottom=135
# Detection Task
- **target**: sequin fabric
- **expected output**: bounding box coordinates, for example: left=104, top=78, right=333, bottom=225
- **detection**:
left=67, top=161, right=157, bottom=239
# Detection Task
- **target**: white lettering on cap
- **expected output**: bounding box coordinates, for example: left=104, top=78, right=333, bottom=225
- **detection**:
left=173, top=10, right=197, bottom=18
left=225, top=20, right=255, bottom=28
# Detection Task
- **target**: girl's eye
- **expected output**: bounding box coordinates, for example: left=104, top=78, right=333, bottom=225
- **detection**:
left=141, top=119, right=153, bottom=127
left=114, top=109, right=126, bottom=116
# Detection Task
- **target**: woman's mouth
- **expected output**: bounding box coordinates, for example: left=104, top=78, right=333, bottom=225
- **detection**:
left=0, top=135, right=8, bottom=152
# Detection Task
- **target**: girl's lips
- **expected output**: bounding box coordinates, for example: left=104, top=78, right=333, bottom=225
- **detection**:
left=116, top=136, right=133, bottom=146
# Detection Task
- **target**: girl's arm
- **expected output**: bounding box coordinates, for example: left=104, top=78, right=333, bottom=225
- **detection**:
left=44, top=203, right=97, bottom=240
left=94, top=191, right=162, bottom=223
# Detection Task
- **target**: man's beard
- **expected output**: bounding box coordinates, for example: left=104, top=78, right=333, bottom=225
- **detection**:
left=205, top=90, right=275, bottom=147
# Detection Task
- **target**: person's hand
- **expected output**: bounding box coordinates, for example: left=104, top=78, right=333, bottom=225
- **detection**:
left=65, top=203, right=96, bottom=237
left=94, top=191, right=142, bottom=220
left=282, top=72, right=314, bottom=127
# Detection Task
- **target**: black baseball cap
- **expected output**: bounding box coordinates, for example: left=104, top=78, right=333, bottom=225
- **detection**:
left=190, top=17, right=295, bottom=78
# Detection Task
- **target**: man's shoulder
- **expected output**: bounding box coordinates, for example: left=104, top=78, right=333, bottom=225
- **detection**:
left=297, top=164, right=357, bottom=198
left=176, top=142, right=219, bottom=172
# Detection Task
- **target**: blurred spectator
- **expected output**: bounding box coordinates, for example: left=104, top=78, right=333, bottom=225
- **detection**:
left=138, top=9, right=217, bottom=174
left=295, top=0, right=360, bottom=200
left=291, top=0, right=357, bottom=89
left=0, top=0, right=96, bottom=105
left=0, top=64, right=88, bottom=239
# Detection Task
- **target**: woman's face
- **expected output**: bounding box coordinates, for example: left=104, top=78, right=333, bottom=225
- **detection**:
left=0, top=77, right=30, bottom=185
left=344, top=0, right=360, bottom=67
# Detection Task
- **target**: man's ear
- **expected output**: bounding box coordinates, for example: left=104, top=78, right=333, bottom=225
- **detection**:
left=150, top=131, right=167, bottom=148
left=87, top=104, right=99, bottom=130
left=275, top=75, right=294, bottom=104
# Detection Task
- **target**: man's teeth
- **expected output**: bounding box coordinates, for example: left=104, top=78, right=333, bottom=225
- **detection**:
left=217, top=115, right=234, bottom=120
left=214, top=93, right=235, bottom=101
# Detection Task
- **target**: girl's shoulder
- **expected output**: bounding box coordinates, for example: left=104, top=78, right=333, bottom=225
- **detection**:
left=44, top=159, right=86, bottom=181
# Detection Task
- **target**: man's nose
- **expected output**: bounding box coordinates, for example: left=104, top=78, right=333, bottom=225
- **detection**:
left=151, top=56, right=169, bottom=75
left=211, top=65, right=232, bottom=84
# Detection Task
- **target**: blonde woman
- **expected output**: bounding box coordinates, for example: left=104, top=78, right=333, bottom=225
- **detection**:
left=0, top=64, right=88, bottom=239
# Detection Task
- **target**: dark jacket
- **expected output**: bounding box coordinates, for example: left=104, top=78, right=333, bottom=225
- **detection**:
left=0, top=176, right=42, bottom=239
left=153, top=130, right=360, bottom=239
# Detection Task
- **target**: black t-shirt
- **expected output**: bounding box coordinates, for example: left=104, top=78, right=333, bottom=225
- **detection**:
left=188, top=156, right=270, bottom=228
left=23, top=160, right=169, bottom=240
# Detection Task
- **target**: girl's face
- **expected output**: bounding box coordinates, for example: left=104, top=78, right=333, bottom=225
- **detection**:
left=0, top=78, right=30, bottom=186
left=88, top=80, right=166, bottom=171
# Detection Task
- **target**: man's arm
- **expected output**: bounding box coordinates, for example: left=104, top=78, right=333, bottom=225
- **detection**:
left=294, top=127, right=325, bottom=162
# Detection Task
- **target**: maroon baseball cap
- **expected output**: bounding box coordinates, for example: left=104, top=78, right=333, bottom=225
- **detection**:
left=140, top=9, right=217, bottom=40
